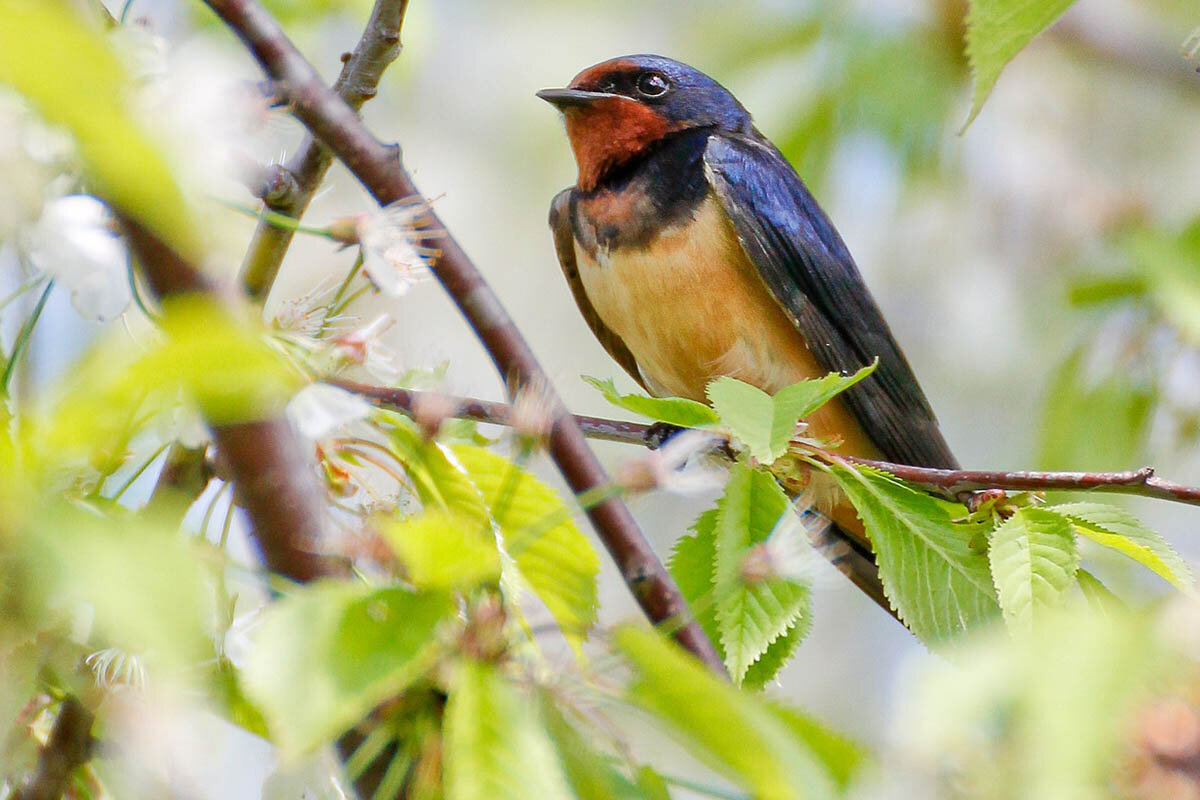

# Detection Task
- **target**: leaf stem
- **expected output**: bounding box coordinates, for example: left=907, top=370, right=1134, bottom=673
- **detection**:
left=2, top=280, right=54, bottom=398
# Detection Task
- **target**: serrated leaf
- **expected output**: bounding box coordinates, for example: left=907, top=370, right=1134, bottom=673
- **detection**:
left=444, top=661, right=572, bottom=800
left=988, top=508, right=1079, bottom=633
left=768, top=704, right=869, bottom=792
left=963, top=0, right=1079, bottom=128
left=244, top=581, right=452, bottom=757
left=0, top=0, right=200, bottom=256
left=615, top=626, right=834, bottom=800
left=742, top=621, right=807, bottom=691
left=668, top=510, right=721, bottom=651
left=379, top=419, right=490, bottom=523
left=381, top=511, right=501, bottom=590
left=1050, top=502, right=1194, bottom=591
left=582, top=376, right=720, bottom=427
left=828, top=463, right=1000, bottom=643
left=714, top=464, right=812, bottom=684
left=451, top=445, right=599, bottom=652
left=707, top=364, right=875, bottom=464
left=1075, top=568, right=1126, bottom=615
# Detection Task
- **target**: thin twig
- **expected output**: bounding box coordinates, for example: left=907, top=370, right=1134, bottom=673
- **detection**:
left=237, top=0, right=410, bottom=300
left=202, top=0, right=727, bottom=675
left=335, top=379, right=1200, bottom=508
left=13, top=695, right=94, bottom=800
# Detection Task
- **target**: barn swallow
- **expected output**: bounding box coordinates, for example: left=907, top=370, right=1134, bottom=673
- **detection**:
left=538, top=55, right=957, bottom=557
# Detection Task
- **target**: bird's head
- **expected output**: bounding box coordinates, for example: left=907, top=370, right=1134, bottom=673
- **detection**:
left=538, top=55, right=750, bottom=191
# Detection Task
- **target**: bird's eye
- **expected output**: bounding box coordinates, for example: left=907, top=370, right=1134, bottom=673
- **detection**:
left=636, top=72, right=670, bottom=98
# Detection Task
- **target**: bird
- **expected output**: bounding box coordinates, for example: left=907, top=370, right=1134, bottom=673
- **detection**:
left=538, top=55, right=958, bottom=583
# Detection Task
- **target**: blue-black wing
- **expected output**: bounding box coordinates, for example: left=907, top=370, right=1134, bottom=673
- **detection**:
left=704, top=133, right=958, bottom=469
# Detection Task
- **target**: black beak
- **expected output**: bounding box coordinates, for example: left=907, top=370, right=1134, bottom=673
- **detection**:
left=536, top=88, right=614, bottom=109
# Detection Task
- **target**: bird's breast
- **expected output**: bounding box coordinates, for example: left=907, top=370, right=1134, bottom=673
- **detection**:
left=575, top=194, right=838, bottom=408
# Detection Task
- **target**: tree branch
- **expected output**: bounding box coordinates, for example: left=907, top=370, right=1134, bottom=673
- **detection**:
left=238, top=0, right=410, bottom=300
left=333, top=379, right=1200, bottom=508
left=13, top=696, right=94, bottom=800
left=201, top=0, right=727, bottom=675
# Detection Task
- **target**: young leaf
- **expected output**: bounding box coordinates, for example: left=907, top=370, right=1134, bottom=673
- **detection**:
left=1075, top=568, right=1126, bottom=615
left=667, top=509, right=721, bottom=656
left=0, top=0, right=199, bottom=255
left=964, top=0, right=1079, bottom=127
left=538, top=692, right=649, bottom=800
left=451, top=445, right=600, bottom=652
left=1049, top=502, right=1195, bottom=591
left=582, top=376, right=720, bottom=427
left=614, top=626, right=834, bottom=800
left=828, top=463, right=1000, bottom=643
left=244, top=581, right=453, bottom=757
left=381, top=511, right=501, bottom=590
left=714, top=464, right=812, bottom=684
left=768, top=704, right=869, bottom=792
left=444, top=661, right=573, bottom=800
left=988, top=508, right=1079, bottom=633
left=707, top=364, right=875, bottom=464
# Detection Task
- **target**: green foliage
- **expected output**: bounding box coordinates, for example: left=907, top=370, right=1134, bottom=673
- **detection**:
left=1121, top=218, right=1200, bottom=344
left=896, top=606, right=1175, bottom=800
left=706, top=363, right=875, bottom=464
left=988, top=508, right=1079, bottom=633
left=615, top=625, right=837, bottom=800
left=713, top=464, right=812, bottom=685
left=443, top=661, right=573, bottom=800
left=768, top=704, right=867, bottom=793
left=1050, top=502, right=1194, bottom=591
left=1038, top=347, right=1154, bottom=472
left=0, top=0, right=199, bottom=256
left=964, top=0, right=1080, bottom=127
left=243, top=581, right=453, bottom=757
left=539, top=693, right=652, bottom=800
left=451, top=444, right=600, bottom=654
left=827, top=462, right=1001, bottom=643
left=583, top=375, right=719, bottom=427
left=22, top=508, right=214, bottom=676
left=381, top=511, right=501, bottom=590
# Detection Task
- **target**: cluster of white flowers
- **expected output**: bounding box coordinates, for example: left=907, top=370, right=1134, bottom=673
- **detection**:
left=352, top=199, right=440, bottom=297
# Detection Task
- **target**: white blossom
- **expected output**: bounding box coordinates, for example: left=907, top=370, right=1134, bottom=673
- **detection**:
left=355, top=200, right=438, bottom=297
left=86, top=647, right=148, bottom=691
left=741, top=503, right=831, bottom=584
left=616, top=429, right=727, bottom=494
left=331, top=313, right=399, bottom=382
left=286, top=383, right=370, bottom=441
left=25, top=195, right=130, bottom=322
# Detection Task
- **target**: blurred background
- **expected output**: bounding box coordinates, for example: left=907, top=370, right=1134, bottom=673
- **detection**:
left=10, top=0, right=1200, bottom=794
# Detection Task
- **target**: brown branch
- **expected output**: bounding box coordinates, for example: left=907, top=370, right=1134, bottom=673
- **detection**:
left=120, top=215, right=342, bottom=583
left=201, top=0, right=727, bottom=676
left=335, top=379, right=1200, bottom=508
left=332, top=378, right=893, bottom=616
left=13, top=696, right=94, bottom=800
left=238, top=0, right=409, bottom=300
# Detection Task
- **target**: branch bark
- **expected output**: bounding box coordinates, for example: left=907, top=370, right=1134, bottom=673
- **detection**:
left=202, top=0, right=726, bottom=675
left=238, top=0, right=410, bottom=300
left=335, top=379, right=1200, bottom=507
left=13, top=696, right=94, bottom=800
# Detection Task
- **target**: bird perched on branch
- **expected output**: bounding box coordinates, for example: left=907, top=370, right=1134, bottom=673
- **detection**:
left=539, top=55, right=957, bottom=572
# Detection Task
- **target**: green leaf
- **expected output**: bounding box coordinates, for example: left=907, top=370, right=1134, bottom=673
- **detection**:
left=451, top=445, right=600, bottom=653
left=988, top=508, right=1079, bottom=633
left=707, top=364, right=875, bottom=464
left=963, top=0, right=1080, bottom=128
left=582, top=376, right=720, bottom=427
left=714, top=465, right=812, bottom=684
left=444, top=661, right=573, bottom=800
left=1075, top=568, right=1126, bottom=615
left=26, top=509, right=214, bottom=676
left=539, top=692, right=649, bottom=800
left=615, top=626, right=834, bottom=800
left=0, top=0, right=199, bottom=256
left=768, top=704, right=868, bottom=792
left=827, top=463, right=1000, bottom=643
left=380, top=511, right=501, bottom=590
left=1038, top=348, right=1154, bottom=473
left=1125, top=221, right=1200, bottom=344
left=244, top=581, right=452, bottom=756
left=668, top=509, right=721, bottom=655
left=1049, top=502, right=1194, bottom=591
